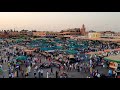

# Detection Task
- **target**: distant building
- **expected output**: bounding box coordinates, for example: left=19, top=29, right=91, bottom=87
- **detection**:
left=20, top=29, right=28, bottom=36
left=59, top=24, right=86, bottom=36
left=32, top=31, right=59, bottom=37
left=59, top=28, right=81, bottom=36
left=0, top=30, right=9, bottom=38
left=89, top=30, right=96, bottom=33
left=111, top=32, right=120, bottom=39
left=45, top=31, right=59, bottom=37
left=100, top=31, right=115, bottom=38
left=88, top=32, right=101, bottom=39
left=32, top=31, right=46, bottom=37
left=8, top=30, right=20, bottom=37
left=27, top=31, right=33, bottom=36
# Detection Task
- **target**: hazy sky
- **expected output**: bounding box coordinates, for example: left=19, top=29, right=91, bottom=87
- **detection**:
left=0, top=12, right=120, bottom=32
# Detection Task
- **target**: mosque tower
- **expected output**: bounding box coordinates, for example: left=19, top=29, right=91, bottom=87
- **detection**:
left=80, top=24, right=86, bottom=36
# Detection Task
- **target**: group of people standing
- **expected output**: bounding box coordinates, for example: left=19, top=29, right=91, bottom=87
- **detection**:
left=0, top=38, right=119, bottom=78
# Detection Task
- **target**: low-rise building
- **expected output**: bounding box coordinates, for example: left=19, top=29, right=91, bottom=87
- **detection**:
left=27, top=31, right=33, bottom=36
left=59, top=28, right=81, bottom=36
left=0, top=31, right=9, bottom=38
left=46, top=31, right=58, bottom=36
left=59, top=24, right=87, bottom=36
left=88, top=32, right=101, bottom=39
left=113, top=32, right=120, bottom=39
left=8, top=31, right=20, bottom=37
left=100, top=31, right=115, bottom=38
left=20, top=29, right=29, bottom=36
left=32, top=31, right=46, bottom=37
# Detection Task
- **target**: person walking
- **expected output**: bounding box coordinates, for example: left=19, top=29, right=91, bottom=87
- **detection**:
left=80, top=64, right=82, bottom=72
left=75, top=62, right=78, bottom=70
left=77, top=65, right=80, bottom=72
left=1, top=59, right=3, bottom=64
left=112, top=70, right=116, bottom=78
left=39, top=59, right=41, bottom=63
left=64, top=63, right=66, bottom=70
left=56, top=71, right=58, bottom=78
left=9, top=73, right=12, bottom=78
left=108, top=69, right=112, bottom=77
left=34, top=70, right=37, bottom=78
left=71, top=64, right=74, bottom=71
left=38, top=69, right=41, bottom=78
left=16, top=69, right=19, bottom=78
left=90, top=59, right=93, bottom=68
left=40, top=69, right=43, bottom=78
left=11, top=72, right=14, bottom=78
left=21, top=70, right=24, bottom=78
left=50, top=67, right=53, bottom=74
left=69, top=64, right=72, bottom=71
left=47, top=71, right=49, bottom=78
left=28, top=65, right=31, bottom=74
left=35, top=65, right=38, bottom=71
left=58, top=64, right=61, bottom=71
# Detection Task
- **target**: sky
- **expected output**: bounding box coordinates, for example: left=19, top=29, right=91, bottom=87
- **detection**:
left=0, top=12, right=120, bottom=32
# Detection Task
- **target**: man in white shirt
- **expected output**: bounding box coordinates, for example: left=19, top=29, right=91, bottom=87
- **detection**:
left=34, top=66, right=38, bottom=70
left=64, top=63, right=66, bottom=69
left=47, top=71, right=49, bottom=78
left=11, top=72, right=14, bottom=78
left=90, top=60, right=92, bottom=67
left=28, top=66, right=31, bottom=73
left=75, top=63, right=78, bottom=70
left=97, top=73, right=101, bottom=78
left=9, top=73, right=12, bottom=78
left=0, top=64, right=2, bottom=68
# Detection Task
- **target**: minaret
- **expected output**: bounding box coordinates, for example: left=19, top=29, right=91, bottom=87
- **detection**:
left=80, top=24, right=86, bottom=36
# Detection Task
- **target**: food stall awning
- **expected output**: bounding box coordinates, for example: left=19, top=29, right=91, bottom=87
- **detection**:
left=45, top=50, right=55, bottom=52
left=104, top=56, right=120, bottom=63
left=24, top=49, right=35, bottom=52
left=65, top=50, right=78, bottom=54
left=16, top=56, right=27, bottom=61
left=68, top=55, right=74, bottom=58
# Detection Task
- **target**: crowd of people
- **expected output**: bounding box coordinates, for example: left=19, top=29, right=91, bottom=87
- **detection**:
left=0, top=38, right=119, bottom=78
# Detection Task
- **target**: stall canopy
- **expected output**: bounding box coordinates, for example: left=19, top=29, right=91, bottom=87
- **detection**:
left=15, top=39, right=23, bottom=43
left=16, top=62, right=22, bottom=65
left=66, top=50, right=78, bottom=54
left=68, top=55, right=75, bottom=58
left=24, top=49, right=35, bottom=52
left=45, top=50, right=55, bottom=52
left=56, top=46, right=63, bottom=50
left=40, top=47, right=54, bottom=51
left=16, top=56, right=27, bottom=61
left=104, top=57, right=120, bottom=63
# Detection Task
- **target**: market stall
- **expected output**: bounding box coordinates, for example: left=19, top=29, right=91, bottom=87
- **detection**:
left=24, top=49, right=35, bottom=55
left=16, top=56, right=28, bottom=65
left=104, top=55, right=120, bottom=63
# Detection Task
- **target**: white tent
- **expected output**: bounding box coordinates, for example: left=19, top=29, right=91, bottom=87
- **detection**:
left=68, top=55, right=74, bottom=58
